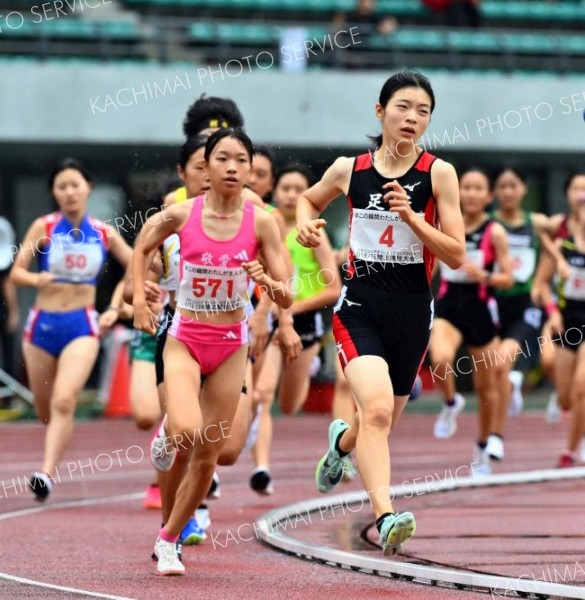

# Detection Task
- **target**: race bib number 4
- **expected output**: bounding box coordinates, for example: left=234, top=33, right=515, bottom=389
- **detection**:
left=350, top=209, right=424, bottom=264
left=48, top=244, right=104, bottom=283
left=177, top=262, right=248, bottom=311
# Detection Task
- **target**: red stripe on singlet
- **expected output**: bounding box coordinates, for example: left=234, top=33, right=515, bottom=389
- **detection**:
left=354, top=153, right=372, bottom=172
left=423, top=196, right=438, bottom=286
left=414, top=151, right=436, bottom=173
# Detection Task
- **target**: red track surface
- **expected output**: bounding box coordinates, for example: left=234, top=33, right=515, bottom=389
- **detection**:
left=1, top=408, right=584, bottom=599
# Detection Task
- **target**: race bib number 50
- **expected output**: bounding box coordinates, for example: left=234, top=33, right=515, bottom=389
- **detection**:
left=350, top=209, right=424, bottom=264
left=49, top=244, right=103, bottom=283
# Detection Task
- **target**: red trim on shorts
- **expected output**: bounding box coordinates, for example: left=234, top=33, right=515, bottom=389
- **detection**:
left=24, top=307, right=41, bottom=343
left=84, top=307, right=99, bottom=337
left=332, top=314, right=359, bottom=370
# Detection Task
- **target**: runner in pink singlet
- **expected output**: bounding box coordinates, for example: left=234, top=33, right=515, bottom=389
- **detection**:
left=132, top=128, right=292, bottom=576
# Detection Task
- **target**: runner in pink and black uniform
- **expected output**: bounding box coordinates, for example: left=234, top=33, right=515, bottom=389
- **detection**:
left=430, top=167, right=513, bottom=474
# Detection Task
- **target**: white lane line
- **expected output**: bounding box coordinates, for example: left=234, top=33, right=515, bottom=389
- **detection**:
left=0, top=573, right=136, bottom=600
left=0, top=492, right=144, bottom=599
left=0, top=491, right=144, bottom=521
left=257, top=467, right=585, bottom=600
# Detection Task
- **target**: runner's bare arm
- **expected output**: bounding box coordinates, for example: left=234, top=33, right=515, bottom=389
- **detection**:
left=296, top=157, right=353, bottom=248
left=387, top=159, right=465, bottom=269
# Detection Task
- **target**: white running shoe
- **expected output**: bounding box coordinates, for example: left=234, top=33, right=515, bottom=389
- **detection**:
left=152, top=539, right=182, bottom=562
left=486, top=434, right=504, bottom=461
left=309, top=355, right=322, bottom=377
left=508, top=370, right=524, bottom=417
left=243, top=404, right=262, bottom=453
left=195, top=505, right=211, bottom=531
left=545, top=391, right=561, bottom=425
left=433, top=394, right=465, bottom=439
left=471, top=445, right=492, bottom=476
left=155, top=537, right=185, bottom=576
left=150, top=419, right=176, bottom=473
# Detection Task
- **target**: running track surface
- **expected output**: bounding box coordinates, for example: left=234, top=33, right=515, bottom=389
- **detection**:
left=0, top=407, right=584, bottom=599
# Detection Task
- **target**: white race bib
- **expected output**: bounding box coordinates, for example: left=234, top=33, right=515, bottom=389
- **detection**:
left=508, top=247, right=536, bottom=283
left=441, top=249, right=484, bottom=283
left=48, top=242, right=104, bottom=283
left=177, top=261, right=249, bottom=312
left=350, top=209, right=424, bottom=264
left=161, top=234, right=180, bottom=292
left=564, top=266, right=585, bottom=301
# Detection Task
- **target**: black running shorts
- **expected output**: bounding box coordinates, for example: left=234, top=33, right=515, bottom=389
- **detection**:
left=553, top=309, right=585, bottom=353
left=435, top=292, right=498, bottom=348
left=497, top=294, right=543, bottom=344
left=332, top=280, right=433, bottom=396
left=293, top=309, right=324, bottom=350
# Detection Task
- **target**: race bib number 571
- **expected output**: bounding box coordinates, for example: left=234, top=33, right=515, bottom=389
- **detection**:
left=177, top=262, right=248, bottom=311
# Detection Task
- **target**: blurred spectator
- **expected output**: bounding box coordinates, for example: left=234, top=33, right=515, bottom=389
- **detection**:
left=423, top=0, right=482, bottom=28
left=334, top=0, right=397, bottom=69
left=334, top=0, right=398, bottom=39
left=0, top=216, right=19, bottom=379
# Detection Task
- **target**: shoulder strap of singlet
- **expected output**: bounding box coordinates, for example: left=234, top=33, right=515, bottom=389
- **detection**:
left=241, top=200, right=255, bottom=236
left=479, top=220, right=497, bottom=265
left=180, top=195, right=203, bottom=237
left=353, top=153, right=372, bottom=172
left=88, top=215, right=110, bottom=250
left=414, top=150, right=437, bottom=173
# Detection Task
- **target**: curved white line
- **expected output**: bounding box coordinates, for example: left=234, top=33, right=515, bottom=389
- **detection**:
left=256, top=467, right=585, bottom=599
left=0, top=492, right=144, bottom=599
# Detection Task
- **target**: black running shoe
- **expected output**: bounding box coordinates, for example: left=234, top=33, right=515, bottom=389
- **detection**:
left=29, top=472, right=52, bottom=502
left=250, top=468, right=273, bottom=495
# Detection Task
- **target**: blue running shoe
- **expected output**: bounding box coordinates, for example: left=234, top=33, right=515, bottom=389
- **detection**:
left=378, top=512, right=416, bottom=556
left=315, top=419, right=353, bottom=493
left=179, top=517, right=207, bottom=546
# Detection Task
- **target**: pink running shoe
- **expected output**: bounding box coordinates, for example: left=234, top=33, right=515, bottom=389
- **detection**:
left=144, top=483, right=162, bottom=510
left=557, top=450, right=577, bottom=469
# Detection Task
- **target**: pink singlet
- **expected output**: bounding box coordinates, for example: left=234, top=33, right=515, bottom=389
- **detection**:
left=169, top=195, right=258, bottom=374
